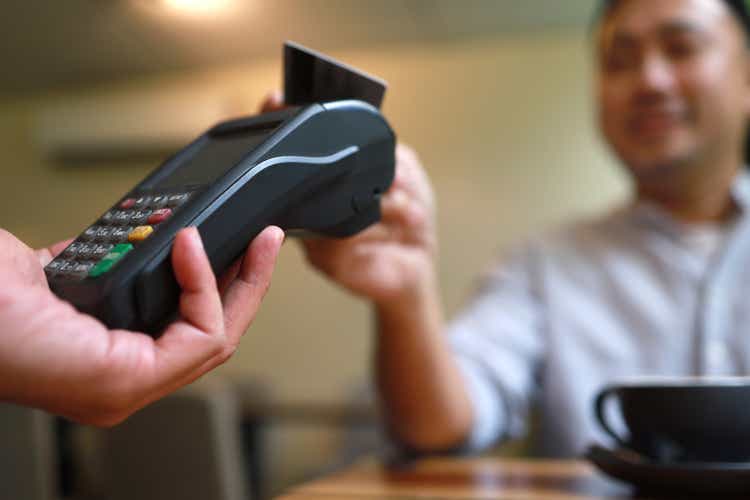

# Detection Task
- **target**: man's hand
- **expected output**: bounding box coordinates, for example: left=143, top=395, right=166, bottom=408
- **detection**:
left=0, top=225, right=283, bottom=426
left=261, top=93, right=471, bottom=452
left=259, top=91, right=437, bottom=306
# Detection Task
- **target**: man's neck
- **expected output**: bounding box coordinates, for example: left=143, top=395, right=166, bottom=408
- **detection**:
left=635, top=161, right=741, bottom=224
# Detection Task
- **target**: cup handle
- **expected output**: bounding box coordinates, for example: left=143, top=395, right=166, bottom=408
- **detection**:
left=594, top=386, right=628, bottom=448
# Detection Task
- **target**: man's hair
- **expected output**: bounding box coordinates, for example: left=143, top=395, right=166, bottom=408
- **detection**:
left=593, top=0, right=750, bottom=43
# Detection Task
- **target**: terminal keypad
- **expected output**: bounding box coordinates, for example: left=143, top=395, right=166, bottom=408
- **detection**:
left=45, top=191, right=193, bottom=281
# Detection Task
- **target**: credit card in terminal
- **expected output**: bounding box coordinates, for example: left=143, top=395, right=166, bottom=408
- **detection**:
left=284, top=40, right=387, bottom=109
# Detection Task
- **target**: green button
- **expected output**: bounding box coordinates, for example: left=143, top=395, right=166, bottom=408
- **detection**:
left=89, top=259, right=116, bottom=278
left=101, top=244, right=132, bottom=260
left=111, top=243, right=134, bottom=256
left=88, top=243, right=134, bottom=278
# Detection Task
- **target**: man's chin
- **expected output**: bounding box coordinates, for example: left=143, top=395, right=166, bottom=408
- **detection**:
left=620, top=151, right=694, bottom=180
left=615, top=138, right=697, bottom=175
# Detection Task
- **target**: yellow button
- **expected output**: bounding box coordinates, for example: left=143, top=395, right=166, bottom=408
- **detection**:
left=128, top=225, right=154, bottom=242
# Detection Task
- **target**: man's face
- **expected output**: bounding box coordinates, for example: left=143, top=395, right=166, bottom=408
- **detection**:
left=597, top=0, right=750, bottom=178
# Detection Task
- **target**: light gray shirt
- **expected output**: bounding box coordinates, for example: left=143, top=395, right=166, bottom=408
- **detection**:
left=448, top=171, right=750, bottom=457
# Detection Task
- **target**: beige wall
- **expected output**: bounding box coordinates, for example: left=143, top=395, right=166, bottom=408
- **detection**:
left=0, top=32, right=629, bottom=407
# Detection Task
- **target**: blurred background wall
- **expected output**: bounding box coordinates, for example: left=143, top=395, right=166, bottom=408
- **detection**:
left=0, top=0, right=629, bottom=497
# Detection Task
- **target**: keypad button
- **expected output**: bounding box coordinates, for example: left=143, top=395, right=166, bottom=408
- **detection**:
left=119, top=198, right=136, bottom=210
left=148, top=208, right=172, bottom=225
left=95, top=227, right=115, bottom=242
left=62, top=242, right=84, bottom=258
left=110, top=243, right=134, bottom=256
left=46, top=260, right=65, bottom=272
left=113, top=211, right=132, bottom=226
left=89, top=244, right=133, bottom=278
left=128, top=226, right=154, bottom=243
left=57, top=261, right=76, bottom=276
left=101, top=211, right=116, bottom=225
left=150, top=195, right=168, bottom=209
left=89, top=259, right=115, bottom=278
left=77, top=243, right=96, bottom=260
left=91, top=244, right=114, bottom=260
left=110, top=227, right=132, bottom=243
left=44, top=259, right=66, bottom=278
left=134, top=196, right=153, bottom=209
left=130, top=210, right=152, bottom=225
left=167, top=193, right=190, bottom=207
left=81, top=226, right=100, bottom=241
left=70, top=262, right=95, bottom=279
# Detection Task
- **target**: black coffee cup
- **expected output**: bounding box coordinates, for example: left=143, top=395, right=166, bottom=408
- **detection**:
left=594, top=377, right=750, bottom=463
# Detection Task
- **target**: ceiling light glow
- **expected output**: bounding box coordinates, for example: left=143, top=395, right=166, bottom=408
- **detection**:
left=161, top=0, right=233, bottom=16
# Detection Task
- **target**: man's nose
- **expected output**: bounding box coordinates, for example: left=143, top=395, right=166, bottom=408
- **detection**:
left=636, top=53, right=676, bottom=93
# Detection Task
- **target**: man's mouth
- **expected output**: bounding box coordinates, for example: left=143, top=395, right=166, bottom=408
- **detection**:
left=628, top=108, right=687, bottom=138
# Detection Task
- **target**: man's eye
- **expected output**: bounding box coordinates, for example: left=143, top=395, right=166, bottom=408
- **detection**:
left=665, top=39, right=700, bottom=59
left=604, top=49, right=639, bottom=72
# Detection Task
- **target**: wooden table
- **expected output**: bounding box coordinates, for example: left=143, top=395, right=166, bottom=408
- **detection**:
left=277, top=457, right=637, bottom=499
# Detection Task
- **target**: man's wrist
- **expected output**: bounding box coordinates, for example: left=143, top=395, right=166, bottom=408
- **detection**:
left=374, top=259, right=441, bottom=326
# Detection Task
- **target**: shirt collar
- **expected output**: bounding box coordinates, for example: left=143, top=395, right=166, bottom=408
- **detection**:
left=730, top=168, right=750, bottom=213
left=628, top=169, right=750, bottom=236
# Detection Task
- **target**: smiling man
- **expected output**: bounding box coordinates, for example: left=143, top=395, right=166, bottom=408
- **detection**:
left=598, top=0, right=750, bottom=223
left=273, top=0, right=750, bottom=457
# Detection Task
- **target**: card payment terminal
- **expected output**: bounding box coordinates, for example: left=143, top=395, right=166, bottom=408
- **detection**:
left=45, top=100, right=395, bottom=334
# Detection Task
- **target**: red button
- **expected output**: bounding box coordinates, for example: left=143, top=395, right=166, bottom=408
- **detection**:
left=147, top=208, right=172, bottom=225
left=119, top=198, right=136, bottom=209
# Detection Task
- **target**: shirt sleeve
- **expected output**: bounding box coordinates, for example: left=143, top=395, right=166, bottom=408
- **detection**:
left=447, top=242, right=546, bottom=452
